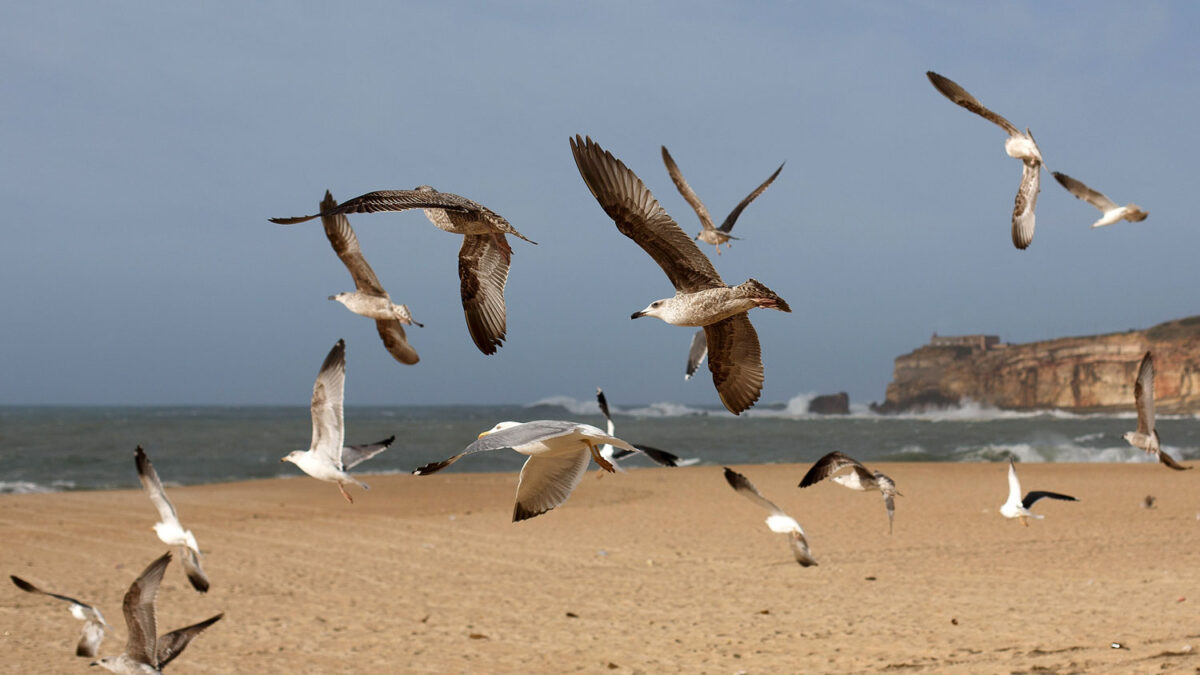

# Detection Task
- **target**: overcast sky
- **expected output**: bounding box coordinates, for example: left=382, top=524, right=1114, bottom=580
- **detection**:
left=1, top=2, right=1196, bottom=409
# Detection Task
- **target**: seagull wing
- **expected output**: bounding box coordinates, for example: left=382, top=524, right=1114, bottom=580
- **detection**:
left=1134, top=351, right=1155, bottom=435
left=1011, top=159, right=1040, bottom=250
left=458, top=233, right=510, bottom=355
left=374, top=319, right=419, bottom=364
left=798, top=451, right=868, bottom=488
left=178, top=545, right=210, bottom=594
left=596, top=388, right=615, bottom=436
left=704, top=313, right=764, bottom=415
left=342, top=435, right=395, bottom=470
left=660, top=146, right=717, bottom=232
left=134, top=447, right=182, bottom=533
left=571, top=135, right=723, bottom=293
left=787, top=530, right=819, bottom=567
left=11, top=575, right=98, bottom=612
left=1051, top=172, right=1119, bottom=213
left=717, top=162, right=784, bottom=233
left=629, top=444, right=680, bottom=467
left=723, top=467, right=789, bottom=518
left=310, top=339, right=346, bottom=469
left=512, top=449, right=592, bottom=521
left=1022, top=491, right=1078, bottom=508
left=883, top=493, right=896, bottom=535
left=926, top=71, right=1020, bottom=136
left=155, top=613, right=223, bottom=669
left=270, top=190, right=472, bottom=224
left=319, top=191, right=388, bottom=296
left=413, top=421, right=579, bottom=475
left=1157, top=444, right=1191, bottom=471
left=77, top=619, right=106, bottom=657
left=1005, top=460, right=1023, bottom=510
left=123, top=553, right=171, bottom=667
left=685, top=329, right=708, bottom=380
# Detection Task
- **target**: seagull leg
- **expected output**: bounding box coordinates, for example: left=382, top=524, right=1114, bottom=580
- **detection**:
left=586, top=441, right=615, bottom=473
left=338, top=482, right=355, bottom=504
left=1019, top=515, right=1028, bottom=527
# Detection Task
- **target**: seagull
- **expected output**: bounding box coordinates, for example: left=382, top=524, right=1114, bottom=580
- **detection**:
left=10, top=575, right=110, bottom=657
left=281, top=339, right=395, bottom=502
left=723, top=467, right=817, bottom=566
left=660, top=145, right=783, bottom=255
left=413, top=420, right=640, bottom=521
left=595, top=387, right=682, bottom=470
left=684, top=329, right=707, bottom=380
left=134, top=447, right=209, bottom=593
left=1051, top=171, right=1148, bottom=228
left=798, top=451, right=902, bottom=534
left=570, top=135, right=791, bottom=414
left=999, top=459, right=1078, bottom=525
left=90, top=553, right=222, bottom=674
left=926, top=71, right=1043, bottom=250
left=271, top=185, right=534, bottom=355
left=1123, top=351, right=1190, bottom=470
left=316, top=190, right=420, bottom=364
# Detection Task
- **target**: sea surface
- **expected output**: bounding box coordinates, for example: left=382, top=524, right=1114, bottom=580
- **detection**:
left=2, top=394, right=1198, bottom=493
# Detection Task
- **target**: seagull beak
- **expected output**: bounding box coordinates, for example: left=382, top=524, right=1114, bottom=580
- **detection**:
left=477, top=431, right=492, bottom=439
left=630, top=310, right=646, bottom=320
left=279, top=457, right=289, bottom=463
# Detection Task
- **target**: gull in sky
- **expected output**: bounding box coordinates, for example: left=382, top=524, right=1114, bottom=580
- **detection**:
left=1000, top=459, right=1078, bottom=526
left=10, top=575, right=111, bottom=657
left=660, top=145, right=783, bottom=255
left=595, top=387, right=686, bottom=470
left=271, top=185, right=534, bottom=355
left=280, top=339, right=396, bottom=502
left=414, top=420, right=640, bottom=521
left=1051, top=171, right=1148, bottom=229
left=570, top=135, right=792, bottom=414
left=798, top=451, right=902, bottom=534
left=134, top=446, right=210, bottom=593
left=723, top=467, right=817, bottom=566
left=684, top=329, right=707, bottom=380
left=90, top=553, right=222, bottom=674
left=1123, top=351, right=1191, bottom=470
left=926, top=71, right=1043, bottom=250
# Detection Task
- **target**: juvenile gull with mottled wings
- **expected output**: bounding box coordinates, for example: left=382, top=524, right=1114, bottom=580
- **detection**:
left=1000, top=459, right=1078, bottom=526
left=1052, top=171, right=1148, bottom=229
left=1123, top=351, right=1190, bottom=470
left=570, top=135, right=791, bottom=414
left=798, top=451, right=902, bottom=534
left=10, top=575, right=110, bottom=657
left=723, top=467, right=817, bottom=566
left=134, top=447, right=209, bottom=593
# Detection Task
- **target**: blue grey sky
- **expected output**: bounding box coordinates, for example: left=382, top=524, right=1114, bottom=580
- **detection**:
left=2, top=2, right=1196, bottom=408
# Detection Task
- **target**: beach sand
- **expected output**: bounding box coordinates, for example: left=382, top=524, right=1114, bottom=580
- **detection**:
left=2, top=463, right=1198, bottom=673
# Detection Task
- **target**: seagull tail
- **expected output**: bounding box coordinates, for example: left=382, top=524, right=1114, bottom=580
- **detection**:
left=738, top=279, right=791, bottom=313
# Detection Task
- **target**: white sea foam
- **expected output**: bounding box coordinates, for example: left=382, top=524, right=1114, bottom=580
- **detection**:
left=0, top=480, right=75, bottom=494
left=523, top=395, right=714, bottom=418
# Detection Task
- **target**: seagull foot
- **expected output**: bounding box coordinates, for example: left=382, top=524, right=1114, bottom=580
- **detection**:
left=586, top=441, right=616, bottom=473
left=338, top=483, right=354, bottom=504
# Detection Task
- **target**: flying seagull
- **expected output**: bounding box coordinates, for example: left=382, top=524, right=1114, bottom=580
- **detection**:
left=798, top=451, right=902, bottom=534
left=570, top=135, right=791, bottom=414
left=413, top=420, right=640, bottom=521
left=723, top=467, right=817, bottom=566
left=281, top=339, right=396, bottom=502
left=90, top=553, right=222, bottom=674
left=10, top=575, right=110, bottom=657
left=999, top=459, right=1078, bottom=526
left=684, top=329, right=707, bottom=380
left=926, top=71, right=1043, bottom=250
left=1123, top=351, right=1190, bottom=470
left=316, top=190, right=421, bottom=364
left=660, top=145, right=783, bottom=255
left=1051, top=171, right=1148, bottom=229
left=134, top=446, right=210, bottom=593
left=271, top=185, right=534, bottom=355
left=595, top=387, right=683, bottom=470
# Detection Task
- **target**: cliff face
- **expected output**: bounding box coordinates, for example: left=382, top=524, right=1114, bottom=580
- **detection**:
left=876, top=316, right=1200, bottom=414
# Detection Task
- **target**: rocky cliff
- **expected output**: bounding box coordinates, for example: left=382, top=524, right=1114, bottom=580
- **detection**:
left=874, top=316, right=1200, bottom=414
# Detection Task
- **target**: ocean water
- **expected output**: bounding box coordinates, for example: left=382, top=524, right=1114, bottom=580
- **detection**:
left=2, top=394, right=1197, bottom=493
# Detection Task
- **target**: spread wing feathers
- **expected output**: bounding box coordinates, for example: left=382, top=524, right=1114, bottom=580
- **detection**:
left=310, top=339, right=346, bottom=469
left=342, top=435, right=395, bottom=470
left=723, top=467, right=788, bottom=518
left=458, top=233, right=510, bottom=355
left=685, top=329, right=708, bottom=380
left=270, top=190, right=473, bottom=224
left=77, top=620, right=106, bottom=657
left=609, top=444, right=680, bottom=467
left=1011, top=159, right=1040, bottom=250
left=596, top=388, right=615, bottom=435
left=375, top=319, right=419, bottom=364
left=798, top=451, right=871, bottom=488
left=10, top=575, right=98, bottom=614
left=10, top=576, right=108, bottom=656
left=1051, top=172, right=1119, bottom=213
left=318, top=191, right=387, bottom=296
left=123, top=553, right=171, bottom=667
left=1134, top=351, right=1155, bottom=435
left=570, top=135, right=723, bottom=293
left=1158, top=444, right=1191, bottom=471
left=512, top=450, right=593, bottom=521
left=134, top=447, right=181, bottom=530
left=660, top=145, right=717, bottom=232
left=178, top=546, right=210, bottom=594
left=788, top=531, right=819, bottom=567
left=1022, top=491, right=1078, bottom=509
left=926, top=71, right=1019, bottom=136
left=413, top=422, right=628, bottom=475
left=155, top=613, right=223, bottom=670
left=1006, top=460, right=1023, bottom=506
left=704, top=313, right=764, bottom=415
left=717, top=162, right=784, bottom=233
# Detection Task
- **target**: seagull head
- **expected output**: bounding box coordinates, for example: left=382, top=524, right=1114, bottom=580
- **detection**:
left=479, top=421, right=522, bottom=439
left=89, top=657, right=116, bottom=671
left=413, top=184, right=437, bottom=193
left=280, top=450, right=304, bottom=464
left=631, top=299, right=669, bottom=321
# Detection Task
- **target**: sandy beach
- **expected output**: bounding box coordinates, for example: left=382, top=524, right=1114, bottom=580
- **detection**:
left=2, top=462, right=1198, bottom=673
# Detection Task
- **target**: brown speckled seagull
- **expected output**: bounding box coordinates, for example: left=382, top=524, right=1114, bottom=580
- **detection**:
left=1051, top=172, right=1148, bottom=229
left=271, top=186, right=534, bottom=355
left=660, top=145, right=783, bottom=255
left=1123, top=351, right=1190, bottom=470
left=798, top=451, right=902, bottom=534
left=570, top=135, right=791, bottom=415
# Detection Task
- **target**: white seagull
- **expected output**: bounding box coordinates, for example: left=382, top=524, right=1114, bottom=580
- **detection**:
left=595, top=387, right=683, bottom=470
left=999, top=459, right=1078, bottom=526
left=570, top=135, right=791, bottom=414
left=90, top=553, right=222, bottom=674
left=723, top=467, right=817, bottom=566
left=1123, top=351, right=1190, bottom=470
left=134, top=446, right=209, bottom=593
left=798, top=451, right=902, bottom=534
left=10, top=575, right=111, bottom=657
left=660, top=145, right=784, bottom=255
left=684, top=329, right=708, bottom=380
left=926, top=71, right=1043, bottom=250
left=413, top=420, right=640, bottom=521
left=1052, top=172, right=1147, bottom=228
left=280, top=339, right=395, bottom=502
left=271, top=185, right=534, bottom=355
